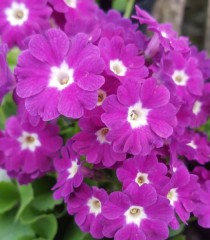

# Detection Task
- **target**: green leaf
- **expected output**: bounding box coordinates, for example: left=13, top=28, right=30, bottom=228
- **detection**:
left=172, top=235, right=186, bottom=240
left=64, top=221, right=94, bottom=240
left=0, top=182, right=19, bottom=214
left=31, top=192, right=62, bottom=211
left=20, top=205, right=42, bottom=224
left=112, top=0, right=127, bottom=12
left=15, top=184, right=34, bottom=221
left=0, top=94, right=16, bottom=129
left=32, top=176, right=56, bottom=196
left=31, top=214, right=58, bottom=240
left=169, top=223, right=185, bottom=237
left=7, top=47, right=21, bottom=70
left=0, top=210, right=35, bottom=240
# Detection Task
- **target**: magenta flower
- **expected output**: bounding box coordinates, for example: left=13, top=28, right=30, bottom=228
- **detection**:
left=65, top=16, right=101, bottom=44
left=161, top=51, right=203, bottom=102
left=53, top=140, right=85, bottom=200
left=98, top=36, right=148, bottom=83
left=189, top=83, right=210, bottom=128
left=72, top=114, right=126, bottom=167
left=67, top=183, right=108, bottom=239
left=162, top=166, right=200, bottom=229
left=175, top=130, right=210, bottom=165
left=191, top=46, right=210, bottom=81
left=0, top=43, right=15, bottom=102
left=15, top=29, right=105, bottom=121
left=48, top=0, right=97, bottom=14
left=102, top=184, right=173, bottom=240
left=14, top=91, right=41, bottom=127
left=117, top=154, right=168, bottom=192
left=0, top=116, right=62, bottom=184
left=102, top=78, right=177, bottom=155
left=0, top=0, right=52, bottom=49
left=193, top=167, right=210, bottom=228
left=134, top=6, right=190, bottom=54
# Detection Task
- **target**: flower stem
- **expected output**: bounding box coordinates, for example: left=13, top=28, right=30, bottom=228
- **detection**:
left=124, top=0, right=135, bottom=18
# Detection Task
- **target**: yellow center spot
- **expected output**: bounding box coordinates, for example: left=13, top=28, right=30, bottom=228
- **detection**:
left=14, top=10, right=24, bottom=19
left=26, top=136, right=35, bottom=143
left=130, top=208, right=140, bottom=215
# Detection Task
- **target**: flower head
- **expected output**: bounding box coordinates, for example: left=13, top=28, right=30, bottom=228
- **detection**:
left=0, top=116, right=62, bottom=184
left=53, top=140, right=85, bottom=199
left=15, top=29, right=105, bottom=120
left=67, top=183, right=108, bottom=239
left=0, top=0, right=52, bottom=49
left=102, top=78, right=177, bottom=155
left=102, top=184, right=173, bottom=240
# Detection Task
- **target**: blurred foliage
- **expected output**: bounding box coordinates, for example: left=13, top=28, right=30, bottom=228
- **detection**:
left=0, top=178, right=61, bottom=240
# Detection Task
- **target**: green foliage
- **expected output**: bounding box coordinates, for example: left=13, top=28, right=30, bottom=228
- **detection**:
left=0, top=182, right=19, bottom=214
left=172, top=235, right=186, bottom=240
left=0, top=210, right=35, bottom=240
left=15, top=184, right=34, bottom=221
left=169, top=223, right=185, bottom=238
left=0, top=176, right=61, bottom=240
left=64, top=221, right=94, bottom=240
left=112, top=0, right=127, bottom=12
left=7, top=47, right=21, bottom=70
left=31, top=214, right=58, bottom=239
left=0, top=94, right=16, bottom=129
left=31, top=192, right=62, bottom=211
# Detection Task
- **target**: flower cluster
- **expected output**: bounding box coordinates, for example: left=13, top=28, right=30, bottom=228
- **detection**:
left=0, top=1, right=210, bottom=239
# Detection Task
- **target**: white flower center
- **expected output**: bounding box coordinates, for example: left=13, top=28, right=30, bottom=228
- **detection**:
left=64, top=0, right=77, bottom=8
left=161, top=31, right=168, bottom=38
left=172, top=70, right=189, bottom=86
left=87, top=197, right=101, bottom=216
left=192, top=100, right=202, bottom=115
left=135, top=172, right=149, bottom=186
left=167, top=188, right=178, bottom=206
left=5, top=2, right=29, bottom=26
left=95, top=127, right=110, bottom=144
left=186, top=140, right=197, bottom=150
left=18, top=131, right=41, bottom=152
left=97, top=89, right=107, bottom=106
left=124, top=206, right=146, bottom=226
left=49, top=62, right=74, bottom=91
left=127, top=102, right=150, bottom=129
left=110, top=59, right=127, bottom=76
left=67, top=160, right=79, bottom=179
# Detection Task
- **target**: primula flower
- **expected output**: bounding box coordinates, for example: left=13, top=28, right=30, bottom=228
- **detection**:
left=14, top=92, right=41, bottom=127
left=49, top=0, right=97, bottom=14
left=175, top=131, right=210, bottom=165
left=98, top=36, right=148, bottom=83
left=53, top=140, right=85, bottom=200
left=97, top=9, right=146, bottom=49
left=67, top=183, right=108, bottom=239
left=117, top=154, right=168, bottom=192
left=161, top=51, right=203, bottom=102
left=134, top=6, right=190, bottom=54
left=189, top=83, right=210, bottom=128
left=162, top=166, right=200, bottom=229
left=72, top=114, right=126, bottom=167
left=102, top=78, right=177, bottom=155
left=0, top=116, right=62, bottom=184
left=102, top=184, right=173, bottom=240
left=191, top=46, right=210, bottom=81
left=0, top=43, right=15, bottom=103
left=15, top=29, right=105, bottom=121
left=0, top=0, right=52, bottom=49
left=65, top=16, right=101, bottom=43
left=193, top=167, right=210, bottom=228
